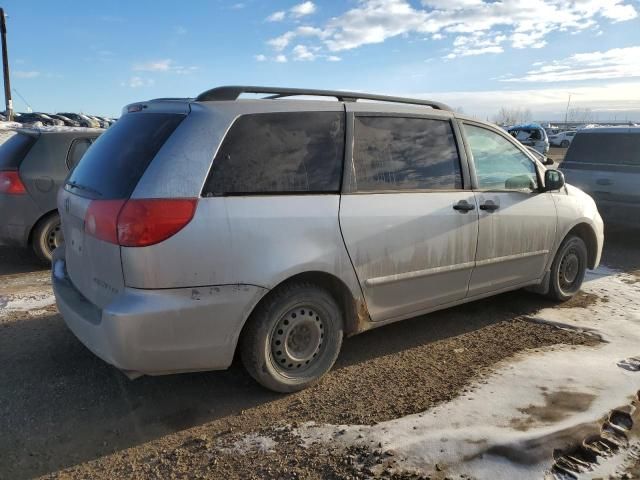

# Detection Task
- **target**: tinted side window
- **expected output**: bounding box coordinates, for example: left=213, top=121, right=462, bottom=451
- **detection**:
left=464, top=124, right=538, bottom=191
left=352, top=116, right=462, bottom=191
left=565, top=133, right=640, bottom=166
left=204, top=111, right=344, bottom=195
left=66, top=138, right=93, bottom=170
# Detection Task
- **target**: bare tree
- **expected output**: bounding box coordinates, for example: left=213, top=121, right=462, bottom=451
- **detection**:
left=567, top=107, right=593, bottom=124
left=493, top=107, right=533, bottom=126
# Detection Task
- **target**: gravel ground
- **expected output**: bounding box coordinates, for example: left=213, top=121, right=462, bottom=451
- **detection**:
left=0, top=227, right=638, bottom=480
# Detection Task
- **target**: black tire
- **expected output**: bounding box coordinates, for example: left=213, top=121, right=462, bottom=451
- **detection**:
left=31, top=213, right=63, bottom=263
left=561, top=140, right=570, bottom=148
left=547, top=235, right=588, bottom=301
left=241, top=282, right=344, bottom=393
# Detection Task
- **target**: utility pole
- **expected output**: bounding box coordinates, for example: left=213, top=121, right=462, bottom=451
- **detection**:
left=563, top=93, right=571, bottom=128
left=0, top=8, right=12, bottom=121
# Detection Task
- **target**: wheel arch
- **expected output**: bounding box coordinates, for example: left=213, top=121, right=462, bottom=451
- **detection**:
left=564, top=222, right=599, bottom=269
left=238, top=270, right=370, bottom=349
left=27, top=209, right=59, bottom=246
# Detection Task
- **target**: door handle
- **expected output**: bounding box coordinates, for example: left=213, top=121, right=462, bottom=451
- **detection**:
left=453, top=200, right=475, bottom=213
left=480, top=200, right=499, bottom=211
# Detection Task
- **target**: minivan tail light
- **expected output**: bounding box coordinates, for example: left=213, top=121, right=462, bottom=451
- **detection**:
left=0, top=170, right=27, bottom=194
left=85, top=199, right=126, bottom=244
left=84, top=198, right=197, bottom=247
left=117, top=199, right=197, bottom=247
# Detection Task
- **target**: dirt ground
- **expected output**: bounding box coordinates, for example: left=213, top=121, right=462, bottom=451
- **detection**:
left=1, top=226, right=639, bottom=480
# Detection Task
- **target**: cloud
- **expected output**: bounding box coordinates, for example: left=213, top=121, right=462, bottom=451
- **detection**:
left=125, top=76, right=155, bottom=88
left=267, top=32, right=296, bottom=51
left=275, top=54, right=288, bottom=63
left=265, top=0, right=637, bottom=59
left=174, top=25, right=188, bottom=35
left=14, top=71, right=40, bottom=79
left=266, top=2, right=316, bottom=22
left=255, top=54, right=267, bottom=62
left=420, top=81, right=640, bottom=120
left=267, top=11, right=286, bottom=22
left=503, top=46, right=640, bottom=82
left=292, top=45, right=316, bottom=61
left=133, top=59, right=172, bottom=72
left=133, top=59, right=197, bottom=75
left=327, top=55, right=342, bottom=61
left=291, top=1, right=316, bottom=17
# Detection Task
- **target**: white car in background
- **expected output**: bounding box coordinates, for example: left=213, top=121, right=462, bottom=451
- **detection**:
left=549, top=131, right=576, bottom=148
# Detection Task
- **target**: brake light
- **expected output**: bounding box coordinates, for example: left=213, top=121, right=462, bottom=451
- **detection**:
left=0, top=171, right=26, bottom=194
left=85, top=200, right=126, bottom=244
left=117, top=199, right=197, bottom=247
left=84, top=198, right=197, bottom=247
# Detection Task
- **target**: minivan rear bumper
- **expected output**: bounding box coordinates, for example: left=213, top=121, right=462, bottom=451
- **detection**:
left=52, top=247, right=267, bottom=376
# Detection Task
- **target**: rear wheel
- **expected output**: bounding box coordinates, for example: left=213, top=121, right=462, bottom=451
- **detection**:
left=547, top=235, right=587, bottom=301
left=561, top=140, right=570, bottom=148
left=241, top=282, right=343, bottom=392
left=32, top=213, right=63, bottom=263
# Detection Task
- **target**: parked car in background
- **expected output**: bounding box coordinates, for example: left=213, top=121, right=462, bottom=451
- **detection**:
left=57, top=113, right=99, bottom=128
left=14, top=112, right=64, bottom=127
left=49, top=113, right=81, bottom=127
left=53, top=86, right=603, bottom=393
left=549, top=130, right=577, bottom=148
left=561, top=127, right=640, bottom=227
left=508, top=123, right=550, bottom=155
left=0, top=127, right=102, bottom=261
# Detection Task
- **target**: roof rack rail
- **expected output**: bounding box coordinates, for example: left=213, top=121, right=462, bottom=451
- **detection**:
left=194, top=86, right=451, bottom=111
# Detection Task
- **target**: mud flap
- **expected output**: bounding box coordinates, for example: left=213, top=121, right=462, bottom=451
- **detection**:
left=525, top=271, right=551, bottom=295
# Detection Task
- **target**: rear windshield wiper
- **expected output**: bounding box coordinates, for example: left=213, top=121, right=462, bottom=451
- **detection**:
left=65, top=180, right=102, bottom=197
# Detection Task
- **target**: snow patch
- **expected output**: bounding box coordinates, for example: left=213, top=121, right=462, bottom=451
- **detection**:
left=294, top=267, right=640, bottom=479
left=0, top=292, right=56, bottom=313
left=224, top=433, right=277, bottom=454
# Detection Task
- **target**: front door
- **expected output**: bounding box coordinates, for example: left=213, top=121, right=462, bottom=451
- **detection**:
left=339, top=112, right=478, bottom=322
left=462, top=122, right=557, bottom=296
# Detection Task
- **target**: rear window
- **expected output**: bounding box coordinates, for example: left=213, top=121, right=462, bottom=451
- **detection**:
left=203, top=111, right=344, bottom=195
left=0, top=131, right=36, bottom=169
left=565, top=132, right=640, bottom=166
left=66, top=113, right=184, bottom=199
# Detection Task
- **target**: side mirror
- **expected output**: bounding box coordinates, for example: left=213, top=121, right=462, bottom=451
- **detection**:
left=544, top=169, right=565, bottom=191
left=544, top=158, right=554, bottom=166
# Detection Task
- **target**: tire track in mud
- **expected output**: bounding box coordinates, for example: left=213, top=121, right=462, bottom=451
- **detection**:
left=549, top=388, right=640, bottom=479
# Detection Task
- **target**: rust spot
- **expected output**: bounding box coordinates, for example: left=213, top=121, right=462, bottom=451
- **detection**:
left=348, top=297, right=372, bottom=336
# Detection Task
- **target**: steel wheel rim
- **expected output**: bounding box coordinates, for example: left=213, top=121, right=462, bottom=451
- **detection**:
left=270, top=305, right=325, bottom=375
left=46, top=223, right=63, bottom=253
left=559, top=248, right=580, bottom=292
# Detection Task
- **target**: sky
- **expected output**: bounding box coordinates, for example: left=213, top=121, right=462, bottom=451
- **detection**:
left=3, top=0, right=640, bottom=121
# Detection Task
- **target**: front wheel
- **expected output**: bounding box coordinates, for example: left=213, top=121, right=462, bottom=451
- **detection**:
left=32, top=213, right=63, bottom=263
left=547, top=235, right=588, bottom=301
left=241, top=282, right=344, bottom=392
left=561, top=140, right=570, bottom=148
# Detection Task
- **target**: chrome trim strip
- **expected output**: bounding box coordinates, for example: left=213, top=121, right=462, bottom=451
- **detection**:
left=475, top=250, right=549, bottom=267
left=365, top=261, right=475, bottom=287
left=364, top=250, right=549, bottom=287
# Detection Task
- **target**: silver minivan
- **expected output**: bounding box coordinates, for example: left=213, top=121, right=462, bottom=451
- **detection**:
left=53, top=86, right=604, bottom=392
left=561, top=127, right=640, bottom=227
